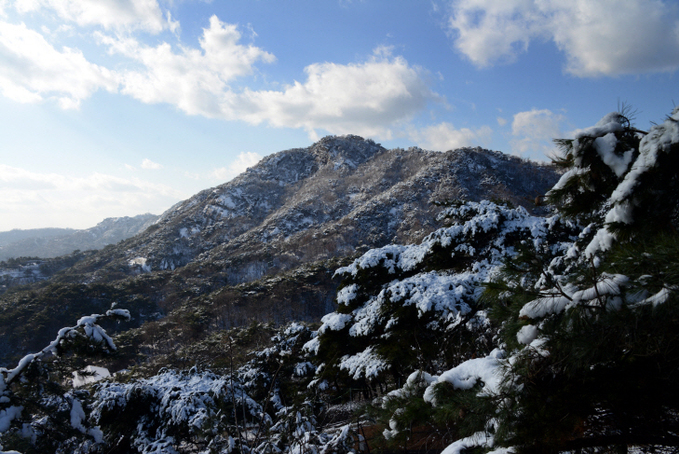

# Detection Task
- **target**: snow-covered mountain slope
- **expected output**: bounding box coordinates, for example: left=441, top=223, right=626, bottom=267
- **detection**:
left=0, top=214, right=159, bottom=261
left=69, top=135, right=558, bottom=285
left=0, top=135, right=558, bottom=365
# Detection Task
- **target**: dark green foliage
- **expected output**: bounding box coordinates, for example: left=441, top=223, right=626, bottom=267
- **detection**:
left=610, top=142, right=679, bottom=241
left=0, top=281, right=157, bottom=365
left=380, top=377, right=455, bottom=448
left=608, top=233, right=679, bottom=290
left=485, top=106, right=679, bottom=453
left=426, top=382, right=498, bottom=443
left=548, top=107, right=679, bottom=241
left=4, top=362, right=85, bottom=454
left=547, top=111, right=641, bottom=222
left=240, top=322, right=317, bottom=408
left=0, top=310, right=131, bottom=454
left=495, top=288, right=679, bottom=452
left=365, top=106, right=679, bottom=453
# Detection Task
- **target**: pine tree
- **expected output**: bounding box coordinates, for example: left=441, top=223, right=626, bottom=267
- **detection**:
left=372, top=105, right=679, bottom=454
left=547, top=108, right=642, bottom=223
left=0, top=307, right=130, bottom=454
left=486, top=105, right=679, bottom=453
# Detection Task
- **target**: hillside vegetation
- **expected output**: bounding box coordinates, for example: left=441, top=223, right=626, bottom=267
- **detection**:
left=2, top=105, right=679, bottom=454
left=0, top=138, right=557, bottom=366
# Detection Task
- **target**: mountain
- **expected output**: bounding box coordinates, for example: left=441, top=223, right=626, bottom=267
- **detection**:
left=0, top=214, right=159, bottom=261
left=0, top=135, right=559, bottom=365
left=0, top=228, right=75, bottom=247
left=64, top=135, right=557, bottom=284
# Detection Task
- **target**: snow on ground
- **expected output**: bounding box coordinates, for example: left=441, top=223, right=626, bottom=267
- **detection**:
left=73, top=366, right=111, bottom=388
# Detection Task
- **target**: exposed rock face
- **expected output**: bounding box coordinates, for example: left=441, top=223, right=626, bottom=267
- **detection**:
left=70, top=135, right=558, bottom=285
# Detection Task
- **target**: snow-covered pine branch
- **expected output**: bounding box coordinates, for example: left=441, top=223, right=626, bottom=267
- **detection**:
left=1, top=307, right=130, bottom=389
left=0, top=306, right=130, bottom=442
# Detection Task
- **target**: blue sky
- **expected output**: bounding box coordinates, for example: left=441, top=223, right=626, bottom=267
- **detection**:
left=1, top=0, right=678, bottom=231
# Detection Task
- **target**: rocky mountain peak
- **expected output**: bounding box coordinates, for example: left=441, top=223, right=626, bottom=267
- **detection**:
left=309, top=135, right=386, bottom=169
left=63, top=140, right=560, bottom=287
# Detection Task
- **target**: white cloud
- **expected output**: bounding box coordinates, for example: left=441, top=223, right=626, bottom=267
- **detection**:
left=497, top=116, right=507, bottom=126
left=447, top=0, right=545, bottom=67
left=98, top=15, right=276, bottom=118
left=548, top=0, right=679, bottom=76
left=237, top=48, right=438, bottom=140
left=510, top=108, right=566, bottom=159
left=101, top=26, right=438, bottom=140
left=445, top=0, right=679, bottom=76
left=141, top=158, right=162, bottom=170
left=409, top=122, right=493, bottom=151
left=14, top=0, right=172, bottom=33
left=0, top=21, right=118, bottom=107
left=210, top=151, right=263, bottom=182
left=0, top=164, right=182, bottom=230
left=0, top=14, right=438, bottom=141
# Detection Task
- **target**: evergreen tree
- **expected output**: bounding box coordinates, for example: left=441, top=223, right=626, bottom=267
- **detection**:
left=486, top=106, right=679, bottom=452
left=309, top=201, right=571, bottom=396
left=373, top=105, right=679, bottom=454
left=310, top=200, right=579, bottom=450
left=0, top=307, right=130, bottom=454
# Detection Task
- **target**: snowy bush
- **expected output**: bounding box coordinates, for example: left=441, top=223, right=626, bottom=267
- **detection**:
left=308, top=200, right=578, bottom=396
left=85, top=322, right=356, bottom=454
left=0, top=307, right=130, bottom=454
left=91, top=368, right=262, bottom=454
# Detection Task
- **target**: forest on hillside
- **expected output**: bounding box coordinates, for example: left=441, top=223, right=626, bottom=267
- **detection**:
left=1, top=105, right=679, bottom=454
